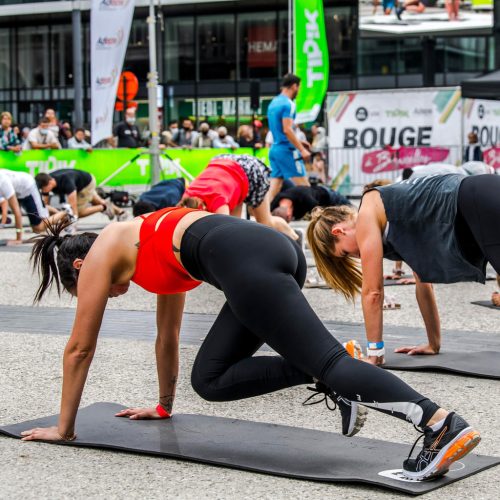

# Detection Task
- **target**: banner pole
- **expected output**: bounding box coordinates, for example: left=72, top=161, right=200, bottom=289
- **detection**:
left=288, top=0, right=292, bottom=73
left=147, top=0, right=161, bottom=186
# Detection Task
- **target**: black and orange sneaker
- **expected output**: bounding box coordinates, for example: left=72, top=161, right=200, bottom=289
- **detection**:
left=302, top=381, right=367, bottom=437
left=402, top=412, right=481, bottom=481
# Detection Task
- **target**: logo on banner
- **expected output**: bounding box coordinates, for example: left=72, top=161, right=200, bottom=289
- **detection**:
left=355, top=107, right=368, bottom=122
left=100, top=0, right=131, bottom=9
left=94, top=109, right=110, bottom=129
left=96, top=67, right=118, bottom=89
left=96, top=28, right=124, bottom=49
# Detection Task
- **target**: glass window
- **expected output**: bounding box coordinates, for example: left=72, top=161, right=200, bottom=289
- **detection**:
left=278, top=11, right=289, bottom=77
left=197, top=15, right=236, bottom=80
left=358, top=38, right=397, bottom=76
left=123, top=19, right=149, bottom=81
left=324, top=6, right=354, bottom=77
left=51, top=25, right=73, bottom=87
left=18, top=26, right=50, bottom=88
left=397, top=38, right=422, bottom=75
left=165, top=16, right=195, bottom=81
left=0, top=28, right=10, bottom=88
left=441, top=37, right=487, bottom=73
left=238, top=12, right=278, bottom=80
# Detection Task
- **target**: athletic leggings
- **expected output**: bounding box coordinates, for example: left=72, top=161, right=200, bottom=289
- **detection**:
left=181, top=215, right=439, bottom=427
left=456, top=174, right=500, bottom=274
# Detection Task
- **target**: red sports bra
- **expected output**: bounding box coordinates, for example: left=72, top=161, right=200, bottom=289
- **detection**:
left=131, top=207, right=202, bottom=294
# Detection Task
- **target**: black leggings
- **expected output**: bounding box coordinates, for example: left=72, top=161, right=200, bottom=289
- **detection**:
left=456, top=174, right=500, bottom=274
left=181, top=215, right=439, bottom=427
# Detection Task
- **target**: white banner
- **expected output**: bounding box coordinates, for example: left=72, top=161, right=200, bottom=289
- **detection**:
left=91, top=0, right=135, bottom=145
left=463, top=98, right=500, bottom=148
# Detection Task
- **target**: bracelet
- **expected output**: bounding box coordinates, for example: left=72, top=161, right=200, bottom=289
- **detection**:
left=366, top=347, right=385, bottom=358
left=15, top=228, right=23, bottom=234
left=156, top=403, right=171, bottom=419
left=367, top=341, right=384, bottom=350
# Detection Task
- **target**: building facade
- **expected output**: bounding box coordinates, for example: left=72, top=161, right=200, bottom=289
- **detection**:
left=0, top=0, right=496, bottom=130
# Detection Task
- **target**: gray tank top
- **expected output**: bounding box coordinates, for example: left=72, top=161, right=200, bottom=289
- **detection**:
left=370, top=174, right=486, bottom=284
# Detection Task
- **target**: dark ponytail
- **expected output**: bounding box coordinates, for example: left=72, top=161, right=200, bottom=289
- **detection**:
left=30, top=216, right=98, bottom=302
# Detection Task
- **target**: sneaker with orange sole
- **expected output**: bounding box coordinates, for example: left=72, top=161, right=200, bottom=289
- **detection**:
left=402, top=412, right=481, bottom=480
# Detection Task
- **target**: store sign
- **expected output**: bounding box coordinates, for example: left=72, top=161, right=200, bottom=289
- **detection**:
left=248, top=25, right=277, bottom=68
left=178, top=97, right=272, bottom=118
left=294, top=0, right=329, bottom=123
left=91, top=0, right=135, bottom=145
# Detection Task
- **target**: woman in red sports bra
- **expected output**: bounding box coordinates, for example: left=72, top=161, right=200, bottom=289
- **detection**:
left=23, top=208, right=478, bottom=481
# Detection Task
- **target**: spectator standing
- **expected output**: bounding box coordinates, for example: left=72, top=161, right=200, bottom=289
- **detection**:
left=58, top=121, right=73, bottom=148
left=68, top=128, right=92, bottom=151
left=44, top=108, right=60, bottom=136
left=193, top=122, right=214, bottom=148
left=23, top=117, right=61, bottom=150
left=311, top=125, right=328, bottom=153
left=114, top=108, right=141, bottom=148
left=213, top=126, right=239, bottom=149
left=267, top=73, right=311, bottom=200
left=0, top=111, right=22, bottom=152
left=237, top=124, right=263, bottom=149
left=463, top=132, right=483, bottom=163
left=20, top=127, right=31, bottom=147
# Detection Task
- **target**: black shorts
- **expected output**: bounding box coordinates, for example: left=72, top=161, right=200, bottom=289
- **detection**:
left=19, top=194, right=47, bottom=226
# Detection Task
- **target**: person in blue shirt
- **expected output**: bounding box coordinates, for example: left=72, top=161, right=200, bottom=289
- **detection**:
left=133, top=178, right=186, bottom=217
left=267, top=74, right=311, bottom=200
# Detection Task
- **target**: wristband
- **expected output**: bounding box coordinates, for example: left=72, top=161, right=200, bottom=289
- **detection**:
left=366, top=347, right=385, bottom=358
left=367, top=341, right=384, bottom=350
left=156, top=403, right=171, bottom=419
left=15, top=228, right=23, bottom=234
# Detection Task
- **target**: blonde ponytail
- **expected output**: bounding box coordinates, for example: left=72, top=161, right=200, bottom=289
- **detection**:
left=307, top=206, right=362, bottom=301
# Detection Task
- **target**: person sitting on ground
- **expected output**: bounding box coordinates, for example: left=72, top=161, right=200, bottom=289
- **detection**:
left=0, top=112, right=22, bottom=153
left=35, top=169, right=127, bottom=225
left=308, top=173, right=500, bottom=363
left=23, top=117, right=61, bottom=150
left=213, top=126, right=239, bottom=149
left=192, top=122, right=215, bottom=148
left=0, top=169, right=66, bottom=243
left=271, top=184, right=351, bottom=222
left=67, top=128, right=92, bottom=152
left=178, top=154, right=298, bottom=241
left=23, top=208, right=481, bottom=482
left=133, top=178, right=186, bottom=217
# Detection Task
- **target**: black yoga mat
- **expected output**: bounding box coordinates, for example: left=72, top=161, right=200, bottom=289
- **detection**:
left=383, top=350, right=500, bottom=379
left=471, top=301, right=500, bottom=311
left=384, top=276, right=416, bottom=286
left=1, top=403, right=497, bottom=496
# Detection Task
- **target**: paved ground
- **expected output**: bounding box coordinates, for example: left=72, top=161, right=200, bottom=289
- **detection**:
left=0, top=213, right=499, bottom=499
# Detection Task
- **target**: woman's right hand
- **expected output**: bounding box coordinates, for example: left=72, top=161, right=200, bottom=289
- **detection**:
left=115, top=407, right=170, bottom=420
left=21, top=426, right=75, bottom=442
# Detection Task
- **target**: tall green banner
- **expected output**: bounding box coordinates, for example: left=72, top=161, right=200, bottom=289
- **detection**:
left=293, top=0, right=329, bottom=124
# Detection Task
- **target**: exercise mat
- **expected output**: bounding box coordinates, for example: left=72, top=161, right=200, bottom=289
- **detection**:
left=1, top=403, right=498, bottom=496
left=383, top=350, right=500, bottom=379
left=471, top=301, right=500, bottom=311
left=384, top=276, right=416, bottom=286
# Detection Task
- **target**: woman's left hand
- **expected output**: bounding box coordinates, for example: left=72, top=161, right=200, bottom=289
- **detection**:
left=115, top=407, right=168, bottom=420
left=394, top=344, right=439, bottom=356
left=21, top=426, right=71, bottom=441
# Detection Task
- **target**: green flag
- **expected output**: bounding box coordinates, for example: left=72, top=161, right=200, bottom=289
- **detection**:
left=293, top=0, right=329, bottom=124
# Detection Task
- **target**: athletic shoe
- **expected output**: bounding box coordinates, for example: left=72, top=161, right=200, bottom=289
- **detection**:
left=103, top=200, right=115, bottom=220
left=303, top=381, right=367, bottom=437
left=343, top=339, right=364, bottom=360
left=402, top=412, right=481, bottom=480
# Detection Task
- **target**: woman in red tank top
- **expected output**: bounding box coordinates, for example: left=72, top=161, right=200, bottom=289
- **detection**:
left=178, top=154, right=298, bottom=241
left=22, top=209, right=478, bottom=482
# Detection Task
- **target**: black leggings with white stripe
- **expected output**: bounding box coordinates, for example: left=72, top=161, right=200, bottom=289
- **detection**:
left=181, top=215, right=439, bottom=427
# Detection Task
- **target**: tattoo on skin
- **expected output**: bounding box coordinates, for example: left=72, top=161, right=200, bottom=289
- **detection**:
left=159, top=376, right=178, bottom=413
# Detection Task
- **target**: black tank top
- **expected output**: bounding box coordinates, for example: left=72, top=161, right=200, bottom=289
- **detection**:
left=368, top=174, right=486, bottom=284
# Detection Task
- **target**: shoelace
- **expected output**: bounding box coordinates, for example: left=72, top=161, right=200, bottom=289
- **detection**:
left=407, top=425, right=426, bottom=460
left=302, top=385, right=337, bottom=411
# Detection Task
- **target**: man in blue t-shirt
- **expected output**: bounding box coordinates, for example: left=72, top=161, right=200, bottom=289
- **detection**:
left=267, top=73, right=311, bottom=200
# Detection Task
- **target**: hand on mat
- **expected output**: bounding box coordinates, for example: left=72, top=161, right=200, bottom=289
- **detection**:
left=491, top=292, right=500, bottom=307
left=21, top=426, right=73, bottom=442
left=115, top=407, right=170, bottom=420
left=394, top=344, right=439, bottom=356
left=396, top=277, right=416, bottom=285
left=6, top=239, right=23, bottom=246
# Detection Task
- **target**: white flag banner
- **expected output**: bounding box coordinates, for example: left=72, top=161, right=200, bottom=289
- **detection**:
left=91, top=0, right=135, bottom=145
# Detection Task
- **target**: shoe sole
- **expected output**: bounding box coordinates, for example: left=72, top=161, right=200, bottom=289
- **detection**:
left=402, top=427, right=481, bottom=480
left=346, top=402, right=368, bottom=437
